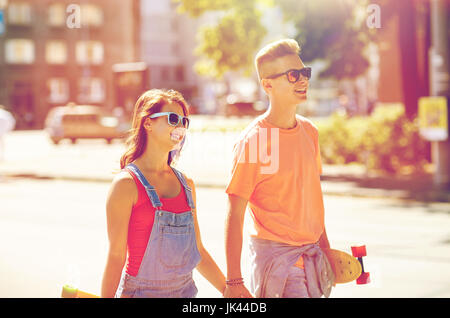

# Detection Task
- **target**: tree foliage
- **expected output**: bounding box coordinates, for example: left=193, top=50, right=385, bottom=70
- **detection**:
left=278, top=0, right=374, bottom=79
left=174, top=0, right=376, bottom=80
left=174, top=0, right=267, bottom=78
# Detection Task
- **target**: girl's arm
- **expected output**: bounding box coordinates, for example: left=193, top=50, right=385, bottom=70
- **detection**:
left=101, top=172, right=136, bottom=298
left=187, top=179, right=226, bottom=296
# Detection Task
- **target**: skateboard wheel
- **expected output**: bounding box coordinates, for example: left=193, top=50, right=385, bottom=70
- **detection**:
left=356, top=272, right=370, bottom=285
left=351, top=245, right=367, bottom=257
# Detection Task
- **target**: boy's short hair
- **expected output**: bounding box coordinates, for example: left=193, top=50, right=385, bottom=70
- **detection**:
left=255, top=39, right=301, bottom=80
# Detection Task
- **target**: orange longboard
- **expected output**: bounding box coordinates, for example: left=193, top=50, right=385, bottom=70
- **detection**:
left=61, top=285, right=99, bottom=298
left=323, top=245, right=370, bottom=285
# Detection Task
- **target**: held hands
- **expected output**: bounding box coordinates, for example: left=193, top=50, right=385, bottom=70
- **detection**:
left=223, top=278, right=253, bottom=298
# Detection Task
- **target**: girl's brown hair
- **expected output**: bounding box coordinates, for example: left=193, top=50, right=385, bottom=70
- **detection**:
left=119, top=89, right=189, bottom=169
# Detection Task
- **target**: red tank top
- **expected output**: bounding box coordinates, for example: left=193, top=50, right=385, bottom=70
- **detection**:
left=125, top=168, right=191, bottom=277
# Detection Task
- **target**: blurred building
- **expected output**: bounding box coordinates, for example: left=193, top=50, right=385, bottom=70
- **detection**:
left=138, top=0, right=201, bottom=112
left=0, top=0, right=139, bottom=129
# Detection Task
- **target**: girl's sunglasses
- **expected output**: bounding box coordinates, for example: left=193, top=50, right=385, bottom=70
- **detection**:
left=265, top=67, right=311, bottom=83
left=148, top=112, right=190, bottom=129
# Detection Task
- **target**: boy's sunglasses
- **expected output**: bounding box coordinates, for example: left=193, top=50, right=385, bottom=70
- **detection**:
left=148, top=112, right=190, bottom=129
left=265, top=67, right=311, bottom=83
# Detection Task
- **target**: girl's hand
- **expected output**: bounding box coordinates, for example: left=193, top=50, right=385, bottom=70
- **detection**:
left=223, top=284, right=253, bottom=298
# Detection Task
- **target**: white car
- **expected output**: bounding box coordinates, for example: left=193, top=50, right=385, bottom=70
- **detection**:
left=45, top=104, right=128, bottom=144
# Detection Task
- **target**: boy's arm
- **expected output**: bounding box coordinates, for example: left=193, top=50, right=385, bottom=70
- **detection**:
left=224, top=194, right=253, bottom=298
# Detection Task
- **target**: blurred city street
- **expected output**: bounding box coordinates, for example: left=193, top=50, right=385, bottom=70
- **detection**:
left=0, top=0, right=449, bottom=301
left=0, top=128, right=449, bottom=298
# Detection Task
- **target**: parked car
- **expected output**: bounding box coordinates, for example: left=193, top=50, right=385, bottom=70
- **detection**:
left=45, top=104, right=128, bottom=144
left=224, top=94, right=267, bottom=117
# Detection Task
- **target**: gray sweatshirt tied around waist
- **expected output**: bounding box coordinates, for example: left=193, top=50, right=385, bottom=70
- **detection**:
left=249, top=237, right=335, bottom=298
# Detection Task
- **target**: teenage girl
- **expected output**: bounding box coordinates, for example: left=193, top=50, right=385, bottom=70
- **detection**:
left=101, top=89, right=226, bottom=298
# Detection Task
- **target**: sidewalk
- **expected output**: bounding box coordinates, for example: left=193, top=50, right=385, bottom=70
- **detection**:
left=0, top=129, right=448, bottom=203
left=320, top=164, right=450, bottom=203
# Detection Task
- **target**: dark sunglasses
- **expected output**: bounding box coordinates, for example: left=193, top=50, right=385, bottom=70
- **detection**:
left=265, top=67, right=311, bottom=83
left=148, top=112, right=190, bottom=129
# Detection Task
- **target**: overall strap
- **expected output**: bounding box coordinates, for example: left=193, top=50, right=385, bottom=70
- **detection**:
left=170, top=167, right=195, bottom=209
left=126, top=163, right=162, bottom=209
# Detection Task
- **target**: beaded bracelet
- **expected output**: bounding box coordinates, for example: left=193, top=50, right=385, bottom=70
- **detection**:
left=226, top=278, right=244, bottom=286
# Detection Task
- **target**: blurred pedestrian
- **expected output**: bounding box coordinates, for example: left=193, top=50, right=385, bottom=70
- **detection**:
left=101, top=89, right=226, bottom=298
left=0, top=106, right=16, bottom=161
left=224, top=39, right=334, bottom=298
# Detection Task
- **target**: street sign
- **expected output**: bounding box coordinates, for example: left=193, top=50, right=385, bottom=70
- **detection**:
left=0, top=10, right=5, bottom=35
left=418, top=96, right=448, bottom=141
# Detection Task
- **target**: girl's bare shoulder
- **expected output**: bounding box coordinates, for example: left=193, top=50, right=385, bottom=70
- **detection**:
left=108, top=170, right=138, bottom=202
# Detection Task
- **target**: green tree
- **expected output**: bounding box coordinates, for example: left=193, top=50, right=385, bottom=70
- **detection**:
left=174, top=0, right=374, bottom=80
left=287, top=0, right=429, bottom=118
left=174, top=0, right=267, bottom=78
left=277, top=0, right=374, bottom=80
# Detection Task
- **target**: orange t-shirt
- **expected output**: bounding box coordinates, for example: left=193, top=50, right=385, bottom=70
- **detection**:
left=226, top=114, right=325, bottom=247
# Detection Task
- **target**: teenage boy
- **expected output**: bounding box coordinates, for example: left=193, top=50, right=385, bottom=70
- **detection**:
left=223, top=39, right=334, bottom=298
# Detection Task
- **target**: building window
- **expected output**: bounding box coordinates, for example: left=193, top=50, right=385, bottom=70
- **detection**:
left=80, top=4, right=103, bottom=27
left=47, top=78, right=69, bottom=104
left=161, top=66, right=170, bottom=81
left=47, top=3, right=65, bottom=27
left=76, top=41, right=104, bottom=65
left=175, top=65, right=185, bottom=82
left=78, top=78, right=105, bottom=103
left=5, top=39, right=34, bottom=64
left=7, top=2, right=32, bottom=25
left=46, top=40, right=67, bottom=64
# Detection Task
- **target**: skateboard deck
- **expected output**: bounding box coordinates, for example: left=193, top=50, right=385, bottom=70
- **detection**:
left=323, top=246, right=370, bottom=284
left=323, top=248, right=362, bottom=284
left=61, top=284, right=99, bottom=298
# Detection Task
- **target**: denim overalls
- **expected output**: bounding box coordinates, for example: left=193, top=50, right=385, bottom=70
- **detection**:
left=115, top=163, right=201, bottom=298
